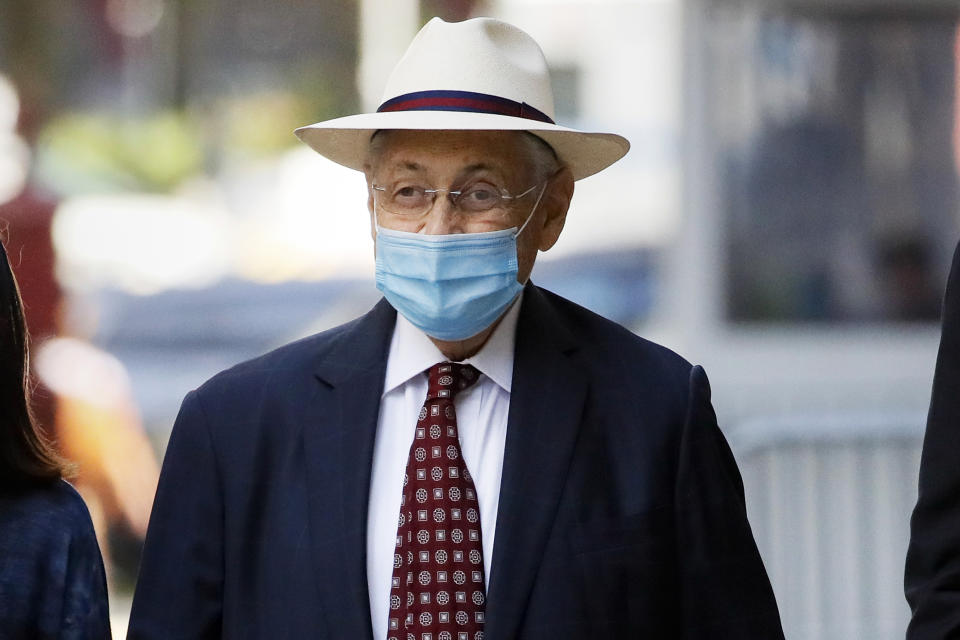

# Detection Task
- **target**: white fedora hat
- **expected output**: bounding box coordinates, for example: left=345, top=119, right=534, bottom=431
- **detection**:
left=294, top=17, right=629, bottom=181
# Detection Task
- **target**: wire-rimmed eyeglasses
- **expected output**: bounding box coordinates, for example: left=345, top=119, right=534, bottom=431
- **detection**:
left=371, top=181, right=543, bottom=218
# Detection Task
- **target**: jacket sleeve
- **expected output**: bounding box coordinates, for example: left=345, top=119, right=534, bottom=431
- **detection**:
left=675, top=365, right=785, bottom=639
left=62, top=491, right=112, bottom=640
left=127, top=390, right=224, bottom=640
left=906, top=240, right=960, bottom=638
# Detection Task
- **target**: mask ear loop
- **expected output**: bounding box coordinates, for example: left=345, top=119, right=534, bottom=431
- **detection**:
left=371, top=187, right=383, bottom=235
left=514, top=182, right=548, bottom=239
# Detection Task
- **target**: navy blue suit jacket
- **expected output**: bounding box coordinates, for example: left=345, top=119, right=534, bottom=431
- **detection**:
left=128, top=284, right=783, bottom=639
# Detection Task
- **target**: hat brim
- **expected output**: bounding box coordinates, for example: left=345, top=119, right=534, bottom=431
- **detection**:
left=294, top=110, right=629, bottom=181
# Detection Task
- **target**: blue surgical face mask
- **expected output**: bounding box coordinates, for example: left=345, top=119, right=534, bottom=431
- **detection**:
left=374, top=185, right=545, bottom=341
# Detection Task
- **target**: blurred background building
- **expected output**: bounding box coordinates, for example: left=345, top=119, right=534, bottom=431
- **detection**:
left=0, top=0, right=958, bottom=637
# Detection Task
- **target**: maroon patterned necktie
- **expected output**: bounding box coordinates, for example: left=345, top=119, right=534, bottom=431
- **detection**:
left=387, top=362, right=486, bottom=640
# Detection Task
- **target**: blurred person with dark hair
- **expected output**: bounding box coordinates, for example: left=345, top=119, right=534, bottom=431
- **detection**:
left=0, top=239, right=111, bottom=639
left=906, top=238, right=960, bottom=638
left=0, top=73, right=159, bottom=601
left=0, top=72, right=62, bottom=451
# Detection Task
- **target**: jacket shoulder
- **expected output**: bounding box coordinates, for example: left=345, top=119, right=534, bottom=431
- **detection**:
left=536, top=286, right=693, bottom=375
left=0, top=480, right=98, bottom=543
left=194, top=301, right=390, bottom=399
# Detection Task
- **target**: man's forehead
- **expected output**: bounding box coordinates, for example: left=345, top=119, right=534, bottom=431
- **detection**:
left=368, top=131, right=542, bottom=187
left=381, top=159, right=502, bottom=175
left=371, top=130, right=533, bottom=167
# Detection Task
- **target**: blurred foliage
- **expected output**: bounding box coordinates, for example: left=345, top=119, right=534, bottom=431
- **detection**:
left=38, top=110, right=203, bottom=194
left=34, top=87, right=328, bottom=194
left=220, top=89, right=329, bottom=156
left=1, top=0, right=359, bottom=179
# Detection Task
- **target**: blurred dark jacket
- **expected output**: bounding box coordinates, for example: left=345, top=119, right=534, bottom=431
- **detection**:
left=906, top=239, right=960, bottom=637
left=0, top=479, right=111, bottom=639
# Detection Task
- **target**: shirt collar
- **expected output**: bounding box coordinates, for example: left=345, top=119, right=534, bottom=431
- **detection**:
left=383, top=292, right=522, bottom=396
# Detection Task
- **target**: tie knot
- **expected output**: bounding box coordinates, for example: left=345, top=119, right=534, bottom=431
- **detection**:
left=427, top=362, right=479, bottom=401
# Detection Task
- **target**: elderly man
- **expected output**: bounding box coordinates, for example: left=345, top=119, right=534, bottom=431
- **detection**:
left=129, top=17, right=784, bottom=639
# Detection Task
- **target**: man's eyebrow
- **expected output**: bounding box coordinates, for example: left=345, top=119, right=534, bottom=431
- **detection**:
left=460, top=163, right=497, bottom=175
left=392, top=163, right=497, bottom=174
left=383, top=160, right=424, bottom=172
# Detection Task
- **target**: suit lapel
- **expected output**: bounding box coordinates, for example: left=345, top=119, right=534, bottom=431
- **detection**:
left=303, top=299, right=396, bottom=640
left=485, top=285, right=588, bottom=640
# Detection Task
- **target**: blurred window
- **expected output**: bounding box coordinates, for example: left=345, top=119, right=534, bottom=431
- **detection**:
left=706, top=4, right=960, bottom=322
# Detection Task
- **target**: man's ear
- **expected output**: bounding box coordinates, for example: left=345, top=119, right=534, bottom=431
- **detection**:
left=538, top=166, right=574, bottom=252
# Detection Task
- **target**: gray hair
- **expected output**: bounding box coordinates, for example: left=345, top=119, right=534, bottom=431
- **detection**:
left=521, top=132, right=561, bottom=182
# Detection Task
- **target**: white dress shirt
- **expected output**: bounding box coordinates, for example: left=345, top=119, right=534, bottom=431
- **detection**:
left=367, top=295, right=522, bottom=640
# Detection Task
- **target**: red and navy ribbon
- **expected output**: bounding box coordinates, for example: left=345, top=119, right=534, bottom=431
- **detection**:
left=377, top=90, right=554, bottom=124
